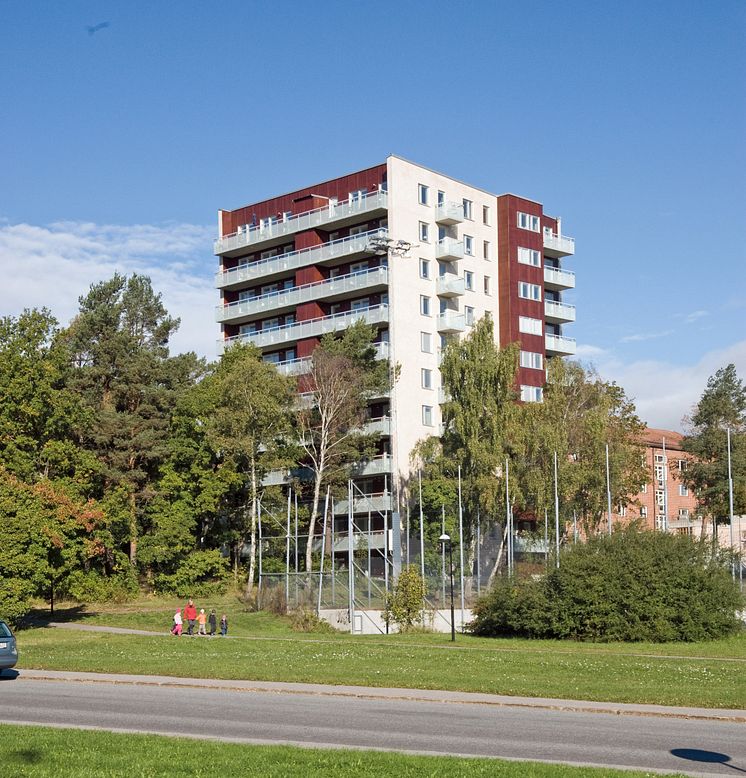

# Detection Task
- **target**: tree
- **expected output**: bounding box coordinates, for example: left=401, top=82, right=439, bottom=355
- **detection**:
left=202, top=344, right=295, bottom=592
left=298, top=320, right=388, bottom=577
left=0, top=468, right=112, bottom=622
left=439, top=315, right=520, bottom=523
left=63, top=274, right=203, bottom=565
left=519, top=359, right=647, bottom=535
left=0, top=309, right=92, bottom=487
left=383, top=565, right=426, bottom=631
left=682, top=364, right=746, bottom=522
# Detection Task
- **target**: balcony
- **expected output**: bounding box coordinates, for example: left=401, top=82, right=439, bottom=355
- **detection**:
left=543, top=230, right=575, bottom=257
left=219, top=303, right=389, bottom=354
left=437, top=386, right=451, bottom=404
left=543, top=265, right=575, bottom=290
left=365, top=416, right=391, bottom=436
left=544, top=299, right=576, bottom=324
left=216, top=228, right=387, bottom=290
left=215, top=190, right=388, bottom=256
left=435, top=238, right=464, bottom=261
left=333, top=493, right=393, bottom=516
left=274, top=357, right=312, bottom=377
left=436, top=274, right=466, bottom=297
left=261, top=466, right=312, bottom=487
left=437, top=311, right=466, bottom=333
left=216, top=266, right=388, bottom=324
left=435, top=202, right=465, bottom=225
left=351, top=454, right=393, bottom=477
left=545, top=333, right=576, bottom=356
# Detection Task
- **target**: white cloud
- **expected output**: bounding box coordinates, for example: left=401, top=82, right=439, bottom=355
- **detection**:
left=684, top=309, right=709, bottom=323
left=0, top=221, right=218, bottom=359
left=591, top=340, right=746, bottom=432
left=575, top=344, right=608, bottom=358
left=619, top=329, right=674, bottom=343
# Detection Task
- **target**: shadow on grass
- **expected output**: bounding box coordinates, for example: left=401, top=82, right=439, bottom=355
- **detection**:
left=7, top=748, right=44, bottom=764
left=20, top=605, right=97, bottom=629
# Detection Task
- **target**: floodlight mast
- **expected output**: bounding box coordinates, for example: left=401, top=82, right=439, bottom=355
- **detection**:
left=363, top=234, right=414, bottom=580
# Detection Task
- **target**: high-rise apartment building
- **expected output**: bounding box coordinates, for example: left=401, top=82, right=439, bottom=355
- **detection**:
left=214, top=155, right=576, bottom=519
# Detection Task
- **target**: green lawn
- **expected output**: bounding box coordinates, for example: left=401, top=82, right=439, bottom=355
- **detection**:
left=16, top=610, right=746, bottom=708
left=0, top=724, right=687, bottom=777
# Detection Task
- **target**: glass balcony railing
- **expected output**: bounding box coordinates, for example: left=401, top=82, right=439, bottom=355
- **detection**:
left=544, top=300, right=576, bottom=323
left=543, top=265, right=576, bottom=290
left=545, top=333, right=576, bottom=356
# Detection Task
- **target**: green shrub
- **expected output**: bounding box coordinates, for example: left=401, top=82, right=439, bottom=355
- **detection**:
left=63, top=569, right=138, bottom=604
left=0, top=576, right=35, bottom=626
left=470, top=527, right=743, bottom=642
left=289, top=606, right=336, bottom=633
left=384, top=566, right=426, bottom=632
left=155, top=550, right=230, bottom=597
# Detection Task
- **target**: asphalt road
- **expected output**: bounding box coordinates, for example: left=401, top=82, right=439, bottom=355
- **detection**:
left=1, top=672, right=744, bottom=777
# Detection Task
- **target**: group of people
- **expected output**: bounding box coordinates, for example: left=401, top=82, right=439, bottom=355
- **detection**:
left=171, top=598, right=228, bottom=637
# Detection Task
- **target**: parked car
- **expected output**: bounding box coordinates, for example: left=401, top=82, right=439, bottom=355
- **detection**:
left=0, top=621, right=18, bottom=670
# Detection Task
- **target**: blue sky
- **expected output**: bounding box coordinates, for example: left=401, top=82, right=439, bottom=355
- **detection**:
left=1, top=0, right=744, bottom=430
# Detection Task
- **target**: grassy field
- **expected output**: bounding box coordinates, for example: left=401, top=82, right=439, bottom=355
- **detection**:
left=0, top=724, right=688, bottom=777
left=16, top=597, right=746, bottom=709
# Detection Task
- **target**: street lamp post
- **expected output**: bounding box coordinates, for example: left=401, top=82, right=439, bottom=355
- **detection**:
left=439, top=533, right=455, bottom=642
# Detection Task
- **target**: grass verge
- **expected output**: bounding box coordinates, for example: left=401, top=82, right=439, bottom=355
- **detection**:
left=16, top=623, right=746, bottom=708
left=0, top=724, right=687, bottom=777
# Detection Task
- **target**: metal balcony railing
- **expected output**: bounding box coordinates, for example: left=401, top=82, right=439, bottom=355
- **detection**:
left=216, top=266, right=388, bottom=323
left=543, top=230, right=575, bottom=256
left=215, top=190, right=388, bottom=254
left=219, top=304, right=389, bottom=354
left=545, top=333, right=577, bottom=355
left=215, top=228, right=387, bottom=290
left=544, top=299, right=576, bottom=323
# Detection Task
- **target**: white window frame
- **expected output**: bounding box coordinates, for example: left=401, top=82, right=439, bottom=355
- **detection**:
left=464, top=235, right=474, bottom=255
left=464, top=306, right=475, bottom=326
left=518, top=247, right=541, bottom=267
left=483, top=240, right=491, bottom=260
left=422, top=405, right=433, bottom=427
left=640, top=506, right=648, bottom=518
left=418, top=183, right=429, bottom=206
left=464, top=270, right=474, bottom=291
left=420, top=331, right=432, bottom=353
left=519, top=316, right=542, bottom=336
left=419, top=258, right=430, bottom=279
left=520, top=385, right=543, bottom=402
left=462, top=199, right=473, bottom=220
left=482, top=204, right=491, bottom=225
left=520, top=350, right=543, bottom=370
left=517, top=212, right=540, bottom=232
left=518, top=282, right=542, bottom=301
left=484, top=275, right=491, bottom=296
left=679, top=484, right=689, bottom=497
left=421, top=368, right=433, bottom=390
left=420, top=295, right=431, bottom=316
left=419, top=222, right=429, bottom=243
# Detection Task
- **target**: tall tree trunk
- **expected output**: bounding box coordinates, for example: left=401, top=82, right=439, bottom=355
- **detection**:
left=246, top=458, right=258, bottom=595
left=128, top=491, right=138, bottom=566
left=305, top=461, right=324, bottom=580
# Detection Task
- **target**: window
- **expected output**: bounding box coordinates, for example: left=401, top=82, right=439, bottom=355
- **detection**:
left=640, top=506, right=648, bottom=518
left=641, top=483, right=648, bottom=494
left=654, top=464, right=665, bottom=483
left=655, top=490, right=665, bottom=507
left=263, top=352, right=281, bottom=364
left=349, top=224, right=368, bottom=236
left=419, top=258, right=430, bottom=279
left=464, top=270, right=474, bottom=290
left=351, top=298, right=369, bottom=312
left=282, top=210, right=292, bottom=222
left=422, top=405, right=433, bottom=426
left=654, top=453, right=666, bottom=463
left=518, top=282, right=542, bottom=301
left=520, top=385, right=544, bottom=402
left=678, top=508, right=690, bottom=519
left=464, top=235, right=474, bottom=255
left=520, top=351, right=543, bottom=370
left=464, top=306, right=475, bottom=326
left=239, top=322, right=258, bottom=335
left=349, top=188, right=367, bottom=204
left=517, top=212, right=540, bottom=232
left=350, top=260, right=368, bottom=274
left=418, top=183, right=429, bottom=206
left=482, top=205, right=491, bottom=225
left=518, top=247, right=541, bottom=267
left=678, top=459, right=688, bottom=471
left=484, top=275, right=491, bottom=295
left=437, top=190, right=445, bottom=206
left=419, top=222, right=429, bottom=242
left=462, top=199, right=473, bottom=219
left=655, top=516, right=665, bottom=530
left=483, top=240, right=491, bottom=260
left=421, top=368, right=432, bottom=389
left=679, top=484, right=689, bottom=497
left=420, top=295, right=431, bottom=316
left=420, top=331, right=432, bottom=353
left=519, top=316, right=542, bottom=335
left=618, top=505, right=627, bottom=517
